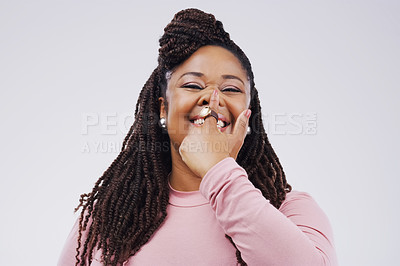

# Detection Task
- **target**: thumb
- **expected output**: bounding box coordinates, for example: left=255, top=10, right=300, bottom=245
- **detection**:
left=233, top=109, right=251, bottom=140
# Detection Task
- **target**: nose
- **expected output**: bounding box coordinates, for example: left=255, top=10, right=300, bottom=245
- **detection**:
left=197, top=87, right=225, bottom=107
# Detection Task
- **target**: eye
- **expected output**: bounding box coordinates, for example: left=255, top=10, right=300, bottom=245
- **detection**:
left=182, top=84, right=203, bottom=90
left=222, top=87, right=241, bottom=93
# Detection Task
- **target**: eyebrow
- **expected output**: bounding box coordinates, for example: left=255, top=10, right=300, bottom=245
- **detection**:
left=178, top=72, right=244, bottom=85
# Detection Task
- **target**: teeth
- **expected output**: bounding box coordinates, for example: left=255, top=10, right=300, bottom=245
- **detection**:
left=191, top=118, right=227, bottom=128
left=193, top=118, right=205, bottom=125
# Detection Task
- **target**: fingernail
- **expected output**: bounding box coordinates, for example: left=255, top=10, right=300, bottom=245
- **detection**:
left=245, top=109, right=251, bottom=119
left=213, top=89, right=218, bottom=97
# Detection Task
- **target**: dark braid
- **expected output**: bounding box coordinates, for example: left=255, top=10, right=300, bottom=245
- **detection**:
left=75, top=8, right=291, bottom=265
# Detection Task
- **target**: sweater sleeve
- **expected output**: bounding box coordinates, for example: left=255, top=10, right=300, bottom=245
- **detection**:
left=199, top=157, right=337, bottom=266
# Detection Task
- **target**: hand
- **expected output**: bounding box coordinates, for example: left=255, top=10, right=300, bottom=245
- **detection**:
left=179, top=89, right=251, bottom=178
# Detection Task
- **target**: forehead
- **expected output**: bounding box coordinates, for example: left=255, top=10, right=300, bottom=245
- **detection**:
left=170, top=45, right=249, bottom=82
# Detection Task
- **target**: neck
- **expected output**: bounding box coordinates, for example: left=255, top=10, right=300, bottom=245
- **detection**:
left=169, top=143, right=201, bottom=191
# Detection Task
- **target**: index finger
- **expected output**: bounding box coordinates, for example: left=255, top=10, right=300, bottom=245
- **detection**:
left=208, top=89, right=219, bottom=113
left=203, top=89, right=219, bottom=129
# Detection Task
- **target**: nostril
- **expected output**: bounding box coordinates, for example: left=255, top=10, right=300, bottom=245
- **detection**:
left=202, top=100, right=208, bottom=105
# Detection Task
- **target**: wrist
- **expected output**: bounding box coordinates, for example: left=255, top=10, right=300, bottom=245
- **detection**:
left=200, top=154, right=230, bottom=178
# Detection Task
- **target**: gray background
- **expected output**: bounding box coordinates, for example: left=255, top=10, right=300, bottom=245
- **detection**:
left=1, top=0, right=399, bottom=265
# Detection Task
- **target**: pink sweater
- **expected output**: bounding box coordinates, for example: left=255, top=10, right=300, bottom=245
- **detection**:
left=58, top=157, right=337, bottom=265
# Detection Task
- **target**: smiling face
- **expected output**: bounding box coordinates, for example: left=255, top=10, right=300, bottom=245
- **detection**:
left=159, top=45, right=251, bottom=148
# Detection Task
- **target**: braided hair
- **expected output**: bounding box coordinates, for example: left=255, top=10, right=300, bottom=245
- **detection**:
left=74, top=8, right=291, bottom=266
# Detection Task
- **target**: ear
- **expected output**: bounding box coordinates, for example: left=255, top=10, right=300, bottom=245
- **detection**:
left=158, top=97, right=167, bottom=118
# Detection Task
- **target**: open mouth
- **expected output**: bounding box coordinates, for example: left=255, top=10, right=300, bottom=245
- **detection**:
left=190, top=118, right=230, bottom=128
left=189, top=113, right=231, bottom=132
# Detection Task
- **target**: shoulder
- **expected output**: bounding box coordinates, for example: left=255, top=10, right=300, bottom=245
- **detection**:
left=281, top=190, right=315, bottom=204
left=279, top=190, right=337, bottom=264
left=279, top=190, right=330, bottom=222
left=280, top=190, right=321, bottom=210
left=279, top=190, right=335, bottom=246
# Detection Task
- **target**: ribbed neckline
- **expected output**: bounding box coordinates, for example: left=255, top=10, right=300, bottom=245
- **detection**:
left=168, top=182, right=209, bottom=207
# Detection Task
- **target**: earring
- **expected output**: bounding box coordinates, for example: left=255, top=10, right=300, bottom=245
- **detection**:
left=159, top=117, right=167, bottom=129
left=246, top=126, right=251, bottom=135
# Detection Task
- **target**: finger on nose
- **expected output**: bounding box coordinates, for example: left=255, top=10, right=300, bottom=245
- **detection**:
left=202, top=90, right=219, bottom=127
left=209, top=89, right=219, bottom=111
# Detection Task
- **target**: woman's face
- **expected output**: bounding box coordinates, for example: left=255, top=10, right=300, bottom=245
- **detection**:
left=159, top=45, right=251, bottom=148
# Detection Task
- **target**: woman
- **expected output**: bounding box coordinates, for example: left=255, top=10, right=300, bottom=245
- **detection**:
left=59, top=8, right=337, bottom=266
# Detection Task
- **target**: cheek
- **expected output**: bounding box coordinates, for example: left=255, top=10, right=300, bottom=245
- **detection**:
left=165, top=93, right=195, bottom=138
left=167, top=93, right=194, bottom=118
left=228, top=98, right=249, bottom=119
left=233, top=106, right=247, bottom=120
